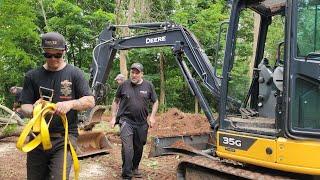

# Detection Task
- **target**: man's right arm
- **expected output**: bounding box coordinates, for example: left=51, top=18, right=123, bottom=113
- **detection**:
left=21, top=98, right=44, bottom=118
left=20, top=72, right=37, bottom=118
left=21, top=104, right=33, bottom=118
left=110, top=97, right=120, bottom=128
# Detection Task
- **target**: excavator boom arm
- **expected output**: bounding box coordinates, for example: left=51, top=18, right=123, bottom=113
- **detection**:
left=90, top=22, right=225, bottom=128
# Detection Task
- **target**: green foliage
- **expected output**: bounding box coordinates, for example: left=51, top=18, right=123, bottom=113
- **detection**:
left=148, top=0, right=175, bottom=20
left=0, top=0, right=40, bottom=107
left=44, top=0, right=115, bottom=70
left=165, top=74, right=194, bottom=111
left=265, top=15, right=285, bottom=64
left=296, top=3, right=320, bottom=56
left=169, top=0, right=230, bottom=111
left=0, top=95, right=5, bottom=104
left=0, top=0, right=115, bottom=107
left=158, top=103, right=167, bottom=113
left=127, top=48, right=161, bottom=91
left=2, top=124, right=18, bottom=135
left=227, top=9, right=253, bottom=101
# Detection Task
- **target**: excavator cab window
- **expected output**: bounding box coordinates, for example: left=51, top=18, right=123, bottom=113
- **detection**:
left=214, top=21, right=229, bottom=79
left=227, top=9, right=285, bottom=113
left=226, top=9, right=252, bottom=102
left=220, top=0, right=287, bottom=136
left=289, top=0, right=320, bottom=137
left=296, top=1, right=320, bottom=58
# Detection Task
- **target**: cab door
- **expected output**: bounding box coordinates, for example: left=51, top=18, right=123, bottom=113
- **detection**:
left=287, top=0, right=320, bottom=138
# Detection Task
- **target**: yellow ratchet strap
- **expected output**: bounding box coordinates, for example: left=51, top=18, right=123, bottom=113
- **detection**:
left=16, top=102, right=79, bottom=180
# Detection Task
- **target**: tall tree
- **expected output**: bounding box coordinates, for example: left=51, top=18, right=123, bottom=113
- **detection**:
left=39, top=0, right=50, bottom=32
left=249, top=12, right=260, bottom=77
left=159, top=52, right=165, bottom=109
left=120, top=0, right=135, bottom=78
left=0, top=0, right=40, bottom=106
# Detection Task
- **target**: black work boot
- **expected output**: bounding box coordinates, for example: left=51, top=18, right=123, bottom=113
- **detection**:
left=122, top=176, right=132, bottom=180
left=132, top=169, right=142, bottom=178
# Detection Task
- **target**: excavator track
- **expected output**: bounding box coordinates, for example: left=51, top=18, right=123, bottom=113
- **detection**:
left=177, top=156, right=315, bottom=180
left=149, top=133, right=318, bottom=179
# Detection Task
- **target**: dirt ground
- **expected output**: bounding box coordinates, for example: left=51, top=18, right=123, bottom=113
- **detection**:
left=0, top=108, right=211, bottom=179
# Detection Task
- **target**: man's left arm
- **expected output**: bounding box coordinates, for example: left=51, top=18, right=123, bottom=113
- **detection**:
left=55, top=96, right=95, bottom=115
left=148, top=82, right=159, bottom=128
left=149, top=100, right=159, bottom=128
left=69, top=96, right=95, bottom=111
left=55, top=68, right=95, bottom=115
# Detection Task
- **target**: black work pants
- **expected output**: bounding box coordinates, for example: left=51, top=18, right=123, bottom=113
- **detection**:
left=120, top=120, right=148, bottom=178
left=27, top=135, right=76, bottom=180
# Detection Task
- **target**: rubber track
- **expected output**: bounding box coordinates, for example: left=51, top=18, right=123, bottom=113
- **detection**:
left=177, top=156, right=309, bottom=179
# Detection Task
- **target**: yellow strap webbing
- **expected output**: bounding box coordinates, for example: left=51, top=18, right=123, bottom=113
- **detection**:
left=16, top=102, right=79, bottom=180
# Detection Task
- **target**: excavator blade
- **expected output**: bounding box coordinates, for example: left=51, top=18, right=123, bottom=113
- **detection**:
left=148, top=132, right=215, bottom=158
left=76, top=131, right=112, bottom=158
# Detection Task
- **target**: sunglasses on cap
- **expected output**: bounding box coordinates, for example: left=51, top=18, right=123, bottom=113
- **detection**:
left=43, top=52, right=63, bottom=59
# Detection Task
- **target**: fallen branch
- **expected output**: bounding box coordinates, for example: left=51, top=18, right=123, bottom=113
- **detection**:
left=0, top=104, right=24, bottom=125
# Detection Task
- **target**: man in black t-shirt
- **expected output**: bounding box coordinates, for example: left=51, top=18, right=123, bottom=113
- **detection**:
left=20, top=32, right=95, bottom=180
left=111, top=63, right=159, bottom=179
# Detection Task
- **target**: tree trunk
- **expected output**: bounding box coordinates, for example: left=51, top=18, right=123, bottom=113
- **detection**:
left=136, top=0, right=151, bottom=21
left=250, top=13, right=260, bottom=77
left=195, top=97, right=199, bottom=114
left=78, top=46, right=82, bottom=68
left=71, top=42, right=76, bottom=66
left=159, top=52, right=166, bottom=109
left=115, top=0, right=122, bottom=25
left=39, top=0, right=50, bottom=32
left=118, top=0, right=135, bottom=78
left=119, top=52, right=128, bottom=78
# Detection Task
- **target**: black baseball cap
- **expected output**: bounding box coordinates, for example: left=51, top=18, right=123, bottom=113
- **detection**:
left=41, top=32, right=66, bottom=50
left=130, top=63, right=143, bottom=72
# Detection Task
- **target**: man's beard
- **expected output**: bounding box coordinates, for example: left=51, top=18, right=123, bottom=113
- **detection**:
left=131, top=78, right=140, bottom=84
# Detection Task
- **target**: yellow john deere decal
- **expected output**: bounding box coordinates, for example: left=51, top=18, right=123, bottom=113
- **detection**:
left=216, top=131, right=320, bottom=175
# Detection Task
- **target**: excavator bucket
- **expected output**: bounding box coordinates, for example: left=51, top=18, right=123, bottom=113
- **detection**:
left=76, top=131, right=112, bottom=158
left=76, top=105, right=113, bottom=158
left=78, top=105, right=108, bottom=130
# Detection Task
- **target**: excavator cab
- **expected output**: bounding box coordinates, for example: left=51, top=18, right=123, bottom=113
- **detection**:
left=176, top=1, right=320, bottom=178
left=214, top=0, right=320, bottom=176
left=218, top=0, right=320, bottom=138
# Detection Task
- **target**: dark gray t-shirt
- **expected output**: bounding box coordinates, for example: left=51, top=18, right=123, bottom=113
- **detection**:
left=20, top=64, right=92, bottom=135
left=115, top=79, right=157, bottom=125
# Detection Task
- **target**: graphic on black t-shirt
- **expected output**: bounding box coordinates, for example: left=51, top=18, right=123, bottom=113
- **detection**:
left=60, top=79, right=72, bottom=100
